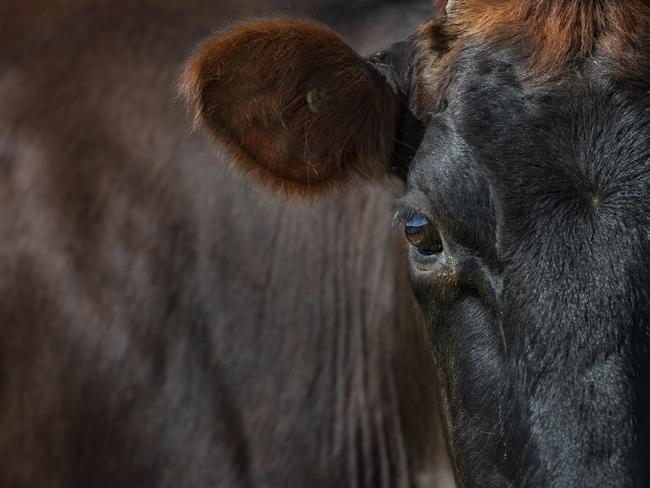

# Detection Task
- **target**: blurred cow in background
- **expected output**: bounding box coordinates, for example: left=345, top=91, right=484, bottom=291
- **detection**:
left=0, top=1, right=453, bottom=487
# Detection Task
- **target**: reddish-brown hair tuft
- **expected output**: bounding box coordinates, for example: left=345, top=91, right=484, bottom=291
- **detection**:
left=180, top=19, right=398, bottom=196
left=453, top=0, right=650, bottom=79
left=416, top=0, right=650, bottom=110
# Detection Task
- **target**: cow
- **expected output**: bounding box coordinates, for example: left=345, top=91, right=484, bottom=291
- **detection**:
left=0, top=0, right=455, bottom=487
left=183, top=0, right=650, bottom=486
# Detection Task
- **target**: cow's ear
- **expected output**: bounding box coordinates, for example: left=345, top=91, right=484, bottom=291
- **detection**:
left=181, top=19, right=399, bottom=195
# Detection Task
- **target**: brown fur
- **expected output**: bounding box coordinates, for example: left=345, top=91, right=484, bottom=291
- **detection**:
left=1, top=2, right=456, bottom=486
left=456, top=0, right=650, bottom=78
left=415, top=0, right=650, bottom=112
left=181, top=19, right=398, bottom=196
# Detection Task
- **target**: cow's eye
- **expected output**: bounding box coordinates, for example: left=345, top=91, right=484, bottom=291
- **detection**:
left=404, top=216, right=443, bottom=255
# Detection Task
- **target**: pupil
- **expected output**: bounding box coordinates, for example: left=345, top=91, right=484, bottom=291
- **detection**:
left=404, top=215, right=442, bottom=255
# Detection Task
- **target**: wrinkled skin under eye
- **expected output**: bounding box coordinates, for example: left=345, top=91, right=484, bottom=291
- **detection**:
left=404, top=216, right=443, bottom=255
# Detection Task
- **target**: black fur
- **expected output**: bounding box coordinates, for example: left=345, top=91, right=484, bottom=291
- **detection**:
left=399, top=34, right=650, bottom=487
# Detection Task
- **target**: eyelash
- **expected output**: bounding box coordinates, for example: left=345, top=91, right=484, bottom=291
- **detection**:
left=393, top=206, right=426, bottom=228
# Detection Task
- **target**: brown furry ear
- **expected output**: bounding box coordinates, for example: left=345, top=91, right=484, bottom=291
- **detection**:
left=181, top=19, right=398, bottom=194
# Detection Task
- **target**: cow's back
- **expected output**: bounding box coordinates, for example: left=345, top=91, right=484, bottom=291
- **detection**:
left=0, top=1, right=451, bottom=486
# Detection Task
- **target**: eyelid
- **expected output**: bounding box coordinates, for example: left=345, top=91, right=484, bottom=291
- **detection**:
left=396, top=186, right=464, bottom=242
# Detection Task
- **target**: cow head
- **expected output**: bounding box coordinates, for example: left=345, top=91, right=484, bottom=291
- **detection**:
left=182, top=1, right=650, bottom=486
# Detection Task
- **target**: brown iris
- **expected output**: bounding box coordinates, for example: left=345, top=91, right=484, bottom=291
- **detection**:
left=404, top=216, right=443, bottom=255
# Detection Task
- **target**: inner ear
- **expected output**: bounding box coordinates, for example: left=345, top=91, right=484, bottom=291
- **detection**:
left=181, top=19, right=398, bottom=194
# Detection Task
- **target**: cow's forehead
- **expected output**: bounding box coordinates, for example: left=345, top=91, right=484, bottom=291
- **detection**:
left=407, top=34, right=650, bottom=252
left=407, top=74, right=650, bottom=253
left=406, top=0, right=650, bottom=229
